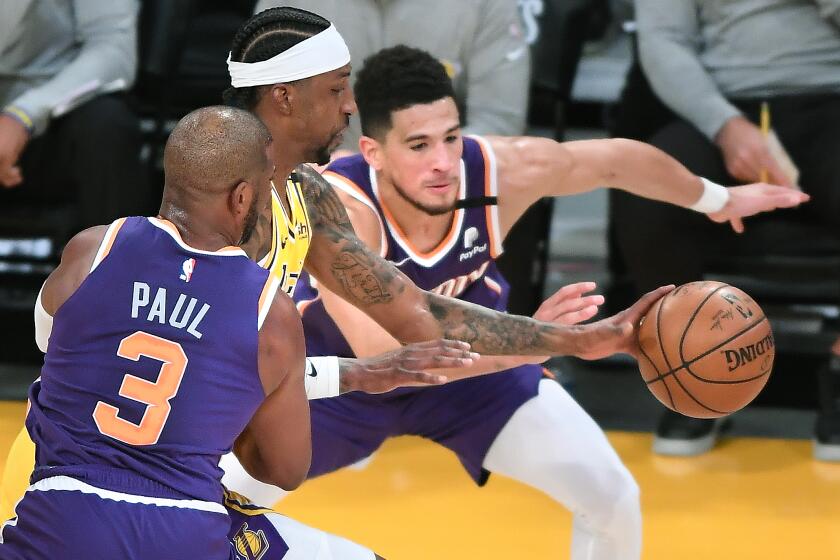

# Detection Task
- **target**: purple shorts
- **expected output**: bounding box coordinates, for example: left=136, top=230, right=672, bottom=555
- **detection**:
left=0, top=482, right=233, bottom=560
left=309, top=364, right=543, bottom=485
left=0, top=478, right=293, bottom=560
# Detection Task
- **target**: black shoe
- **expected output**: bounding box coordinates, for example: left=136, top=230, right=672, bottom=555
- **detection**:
left=652, top=410, right=727, bottom=456
left=814, top=411, right=840, bottom=462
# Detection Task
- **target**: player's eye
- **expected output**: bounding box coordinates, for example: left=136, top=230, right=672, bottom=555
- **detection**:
left=410, top=143, right=427, bottom=151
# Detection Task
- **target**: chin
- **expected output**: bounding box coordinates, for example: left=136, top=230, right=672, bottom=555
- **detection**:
left=311, top=146, right=332, bottom=166
left=423, top=201, right=458, bottom=216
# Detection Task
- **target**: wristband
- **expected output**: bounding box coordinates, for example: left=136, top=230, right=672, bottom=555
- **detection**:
left=2, top=105, right=34, bottom=135
left=689, top=178, right=730, bottom=213
left=304, top=356, right=340, bottom=399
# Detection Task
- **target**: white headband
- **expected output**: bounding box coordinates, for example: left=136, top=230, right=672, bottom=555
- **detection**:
left=227, top=23, right=351, bottom=88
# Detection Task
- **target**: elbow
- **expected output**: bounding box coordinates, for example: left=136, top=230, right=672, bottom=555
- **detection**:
left=266, top=452, right=311, bottom=491
left=235, top=439, right=311, bottom=491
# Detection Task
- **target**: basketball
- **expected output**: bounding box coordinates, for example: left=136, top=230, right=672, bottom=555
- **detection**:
left=637, top=281, right=774, bottom=418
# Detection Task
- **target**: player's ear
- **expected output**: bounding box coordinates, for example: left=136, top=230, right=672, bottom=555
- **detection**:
left=230, top=180, right=255, bottom=220
left=359, top=135, right=383, bottom=170
left=268, top=84, right=294, bottom=116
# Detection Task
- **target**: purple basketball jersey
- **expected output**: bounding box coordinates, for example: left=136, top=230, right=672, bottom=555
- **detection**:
left=293, top=137, right=543, bottom=484
left=26, top=217, right=268, bottom=504
left=294, top=136, right=509, bottom=359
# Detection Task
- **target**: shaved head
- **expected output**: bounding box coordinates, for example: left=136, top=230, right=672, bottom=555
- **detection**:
left=164, top=106, right=272, bottom=198
left=160, top=106, right=275, bottom=250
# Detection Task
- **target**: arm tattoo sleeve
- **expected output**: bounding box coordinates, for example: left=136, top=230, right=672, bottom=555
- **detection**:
left=426, top=293, right=580, bottom=356
left=298, top=165, right=398, bottom=305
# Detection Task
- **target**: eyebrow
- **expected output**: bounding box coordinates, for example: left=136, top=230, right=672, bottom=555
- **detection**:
left=404, top=124, right=460, bottom=143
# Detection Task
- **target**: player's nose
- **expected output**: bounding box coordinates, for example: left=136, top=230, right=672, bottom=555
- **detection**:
left=342, top=90, right=357, bottom=116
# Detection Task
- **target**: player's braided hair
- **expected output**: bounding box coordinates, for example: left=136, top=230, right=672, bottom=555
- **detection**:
left=222, top=7, right=331, bottom=110
left=354, top=45, right=457, bottom=139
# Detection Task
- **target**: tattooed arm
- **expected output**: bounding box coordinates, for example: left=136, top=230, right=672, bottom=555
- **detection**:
left=297, top=165, right=671, bottom=359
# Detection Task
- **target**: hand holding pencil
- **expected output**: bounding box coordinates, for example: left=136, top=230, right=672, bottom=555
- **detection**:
left=715, top=110, right=799, bottom=189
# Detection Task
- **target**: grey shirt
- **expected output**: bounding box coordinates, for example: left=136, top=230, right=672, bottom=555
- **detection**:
left=255, top=0, right=531, bottom=150
left=636, top=0, right=840, bottom=139
left=0, top=0, right=138, bottom=135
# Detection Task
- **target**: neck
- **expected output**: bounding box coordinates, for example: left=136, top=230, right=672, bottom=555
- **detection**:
left=158, top=200, right=237, bottom=252
left=273, top=142, right=307, bottom=182
left=375, top=171, right=455, bottom=254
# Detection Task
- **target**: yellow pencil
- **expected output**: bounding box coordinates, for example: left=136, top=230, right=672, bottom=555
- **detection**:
left=759, top=101, right=770, bottom=182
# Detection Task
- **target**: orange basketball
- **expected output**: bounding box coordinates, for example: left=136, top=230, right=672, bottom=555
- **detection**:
left=637, top=281, right=774, bottom=418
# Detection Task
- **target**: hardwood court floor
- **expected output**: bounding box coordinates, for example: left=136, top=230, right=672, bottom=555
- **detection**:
left=1, top=400, right=839, bottom=559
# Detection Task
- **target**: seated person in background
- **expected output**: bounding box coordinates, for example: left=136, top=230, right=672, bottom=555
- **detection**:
left=611, top=0, right=840, bottom=457
left=255, top=0, right=531, bottom=154
left=0, top=0, right=151, bottom=234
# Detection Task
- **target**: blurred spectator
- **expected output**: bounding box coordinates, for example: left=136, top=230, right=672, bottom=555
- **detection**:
left=255, top=0, right=531, bottom=152
left=611, top=0, right=840, bottom=456
left=0, top=0, right=149, bottom=235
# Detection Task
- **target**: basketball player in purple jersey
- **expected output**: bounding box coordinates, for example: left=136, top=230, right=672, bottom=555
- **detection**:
left=287, top=47, right=811, bottom=560
left=0, top=106, right=408, bottom=559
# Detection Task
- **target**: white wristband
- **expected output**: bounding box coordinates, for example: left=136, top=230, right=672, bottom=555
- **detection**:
left=689, top=178, right=730, bottom=213
left=304, top=356, right=341, bottom=400
left=34, top=287, right=53, bottom=353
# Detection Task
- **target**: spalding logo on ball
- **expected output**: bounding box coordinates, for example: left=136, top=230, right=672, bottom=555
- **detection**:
left=637, top=281, right=774, bottom=418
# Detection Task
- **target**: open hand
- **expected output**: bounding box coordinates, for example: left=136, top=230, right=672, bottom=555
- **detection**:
left=715, top=116, right=791, bottom=187
left=535, top=281, right=604, bottom=325
left=339, top=339, right=479, bottom=394
left=707, top=183, right=809, bottom=233
left=526, top=281, right=605, bottom=364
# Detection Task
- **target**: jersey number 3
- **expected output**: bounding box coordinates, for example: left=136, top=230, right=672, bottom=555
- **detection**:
left=93, top=331, right=188, bottom=446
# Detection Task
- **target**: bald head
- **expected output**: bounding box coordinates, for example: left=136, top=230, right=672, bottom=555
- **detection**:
left=163, top=106, right=272, bottom=199
left=160, top=106, right=274, bottom=250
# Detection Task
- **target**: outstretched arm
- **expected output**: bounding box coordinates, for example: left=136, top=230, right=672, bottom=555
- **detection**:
left=488, top=136, right=810, bottom=237
left=297, top=165, right=664, bottom=359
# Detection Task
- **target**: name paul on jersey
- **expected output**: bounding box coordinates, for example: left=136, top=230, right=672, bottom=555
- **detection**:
left=131, top=282, right=210, bottom=339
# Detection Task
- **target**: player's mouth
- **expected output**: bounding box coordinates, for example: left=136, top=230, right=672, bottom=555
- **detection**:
left=425, top=181, right=455, bottom=194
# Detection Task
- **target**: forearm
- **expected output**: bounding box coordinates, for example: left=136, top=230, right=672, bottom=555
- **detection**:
left=400, top=292, right=573, bottom=355
left=588, top=139, right=705, bottom=207
left=414, top=355, right=537, bottom=381
left=636, top=0, right=740, bottom=139
left=339, top=353, right=533, bottom=390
